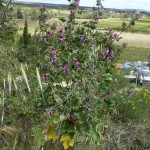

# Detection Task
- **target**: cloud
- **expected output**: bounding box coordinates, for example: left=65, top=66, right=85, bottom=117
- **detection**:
left=103, top=0, right=150, bottom=11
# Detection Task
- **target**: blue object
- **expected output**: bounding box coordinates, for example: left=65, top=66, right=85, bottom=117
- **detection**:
left=120, top=62, right=133, bottom=69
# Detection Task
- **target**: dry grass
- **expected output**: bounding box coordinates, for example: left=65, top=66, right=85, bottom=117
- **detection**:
left=116, top=32, right=150, bottom=48
left=48, top=9, right=70, bottom=15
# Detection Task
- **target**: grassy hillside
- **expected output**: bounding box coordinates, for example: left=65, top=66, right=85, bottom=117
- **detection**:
left=12, top=1, right=91, bottom=9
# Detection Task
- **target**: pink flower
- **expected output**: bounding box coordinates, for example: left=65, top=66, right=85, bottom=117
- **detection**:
left=79, top=34, right=84, bottom=40
left=111, top=33, right=117, bottom=39
left=90, top=37, right=94, bottom=41
left=59, top=35, right=65, bottom=41
left=52, top=48, right=57, bottom=59
left=105, top=48, right=110, bottom=54
left=63, top=64, right=69, bottom=75
left=43, top=74, right=49, bottom=80
left=50, top=58, right=54, bottom=64
left=46, top=31, right=51, bottom=37
left=74, top=59, right=79, bottom=65
left=106, top=56, right=111, bottom=60
left=58, top=29, right=63, bottom=34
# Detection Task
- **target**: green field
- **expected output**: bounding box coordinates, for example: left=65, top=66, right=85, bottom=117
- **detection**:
left=76, top=18, right=150, bottom=34
left=99, top=18, right=150, bottom=34
left=118, top=46, right=150, bottom=63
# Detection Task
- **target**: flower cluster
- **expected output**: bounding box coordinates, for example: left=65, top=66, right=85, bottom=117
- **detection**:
left=134, top=12, right=142, bottom=20
left=40, top=5, right=46, bottom=11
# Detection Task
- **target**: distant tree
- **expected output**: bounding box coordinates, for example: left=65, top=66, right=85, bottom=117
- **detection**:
left=17, top=8, right=23, bottom=19
left=23, top=19, right=29, bottom=46
left=18, top=19, right=32, bottom=62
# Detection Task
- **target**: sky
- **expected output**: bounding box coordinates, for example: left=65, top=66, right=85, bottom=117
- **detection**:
left=15, top=0, right=150, bottom=11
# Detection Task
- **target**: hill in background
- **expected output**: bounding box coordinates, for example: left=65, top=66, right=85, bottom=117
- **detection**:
left=12, top=1, right=150, bottom=13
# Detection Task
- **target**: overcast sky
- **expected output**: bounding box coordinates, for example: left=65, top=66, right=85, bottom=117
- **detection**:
left=15, top=0, right=150, bottom=11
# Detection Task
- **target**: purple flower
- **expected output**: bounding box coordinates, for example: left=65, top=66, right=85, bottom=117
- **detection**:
left=106, top=56, right=111, bottom=61
left=105, top=48, right=110, bottom=54
left=109, top=27, right=113, bottom=32
left=63, top=64, right=69, bottom=75
left=46, top=31, right=51, bottom=37
left=58, top=29, right=63, bottom=34
left=79, top=34, right=84, bottom=40
left=59, top=35, right=65, bottom=41
left=43, top=74, right=49, bottom=80
left=135, top=12, right=142, bottom=19
left=64, top=27, right=67, bottom=31
left=74, top=59, right=79, bottom=65
left=52, top=48, right=57, bottom=59
left=71, top=11, right=76, bottom=16
left=49, top=58, right=54, bottom=64
left=106, top=92, right=110, bottom=97
left=95, top=16, right=99, bottom=21
left=74, top=0, right=80, bottom=2
left=111, top=33, right=117, bottom=39
left=40, top=5, right=46, bottom=11
left=90, top=37, right=94, bottom=41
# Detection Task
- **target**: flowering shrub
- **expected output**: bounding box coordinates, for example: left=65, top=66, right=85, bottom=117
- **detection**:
left=35, top=1, right=142, bottom=149
left=0, top=0, right=142, bottom=149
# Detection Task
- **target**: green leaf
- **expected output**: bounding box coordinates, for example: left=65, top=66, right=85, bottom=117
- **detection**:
left=52, top=116, right=60, bottom=124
